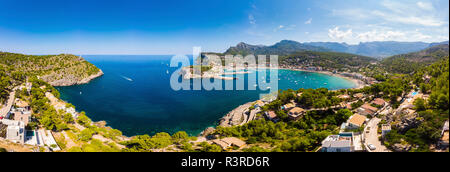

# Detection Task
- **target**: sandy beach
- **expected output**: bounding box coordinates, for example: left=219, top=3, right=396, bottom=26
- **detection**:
left=245, top=66, right=367, bottom=89
left=279, top=68, right=367, bottom=89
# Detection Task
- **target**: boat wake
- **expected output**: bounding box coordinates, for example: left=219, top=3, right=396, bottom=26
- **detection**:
left=120, top=75, right=133, bottom=82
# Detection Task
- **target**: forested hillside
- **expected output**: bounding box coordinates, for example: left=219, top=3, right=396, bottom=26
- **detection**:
left=280, top=51, right=377, bottom=72
left=0, top=52, right=101, bottom=86
left=224, top=40, right=329, bottom=56
left=383, top=57, right=449, bottom=151
left=381, top=44, right=449, bottom=74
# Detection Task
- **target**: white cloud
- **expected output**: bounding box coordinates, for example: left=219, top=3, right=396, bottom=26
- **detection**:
left=273, top=24, right=297, bottom=32
left=332, top=9, right=370, bottom=20
left=248, top=14, right=256, bottom=25
left=328, top=27, right=353, bottom=40
left=372, top=10, right=444, bottom=27
left=417, top=1, right=434, bottom=11
left=331, top=0, right=446, bottom=27
left=357, top=30, right=405, bottom=42
left=413, top=32, right=432, bottom=40
left=305, top=18, right=312, bottom=24
left=325, top=25, right=440, bottom=43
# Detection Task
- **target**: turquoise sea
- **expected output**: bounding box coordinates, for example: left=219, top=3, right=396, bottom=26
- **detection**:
left=57, top=55, right=356, bottom=136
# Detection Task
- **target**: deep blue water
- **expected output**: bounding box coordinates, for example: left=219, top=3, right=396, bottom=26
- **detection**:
left=57, top=55, right=356, bottom=136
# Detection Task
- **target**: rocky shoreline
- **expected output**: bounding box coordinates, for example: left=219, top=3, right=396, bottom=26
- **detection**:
left=46, top=70, right=104, bottom=86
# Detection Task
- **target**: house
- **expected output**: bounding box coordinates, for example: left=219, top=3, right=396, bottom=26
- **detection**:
left=221, top=137, right=246, bottom=148
left=358, top=104, right=379, bottom=116
left=361, top=104, right=378, bottom=112
left=254, top=100, right=265, bottom=108
left=296, top=92, right=303, bottom=97
left=212, top=137, right=246, bottom=150
left=283, top=103, right=295, bottom=110
left=14, top=99, right=30, bottom=111
left=321, top=134, right=353, bottom=152
left=347, top=114, right=367, bottom=129
left=264, top=111, right=279, bottom=122
left=13, top=111, right=31, bottom=126
left=440, top=131, right=449, bottom=148
left=212, top=139, right=230, bottom=150
left=372, top=98, right=386, bottom=107
left=0, top=119, right=25, bottom=144
left=354, top=93, right=364, bottom=99
left=381, top=124, right=391, bottom=137
left=288, top=107, right=306, bottom=121
left=345, top=103, right=352, bottom=109
left=357, top=108, right=373, bottom=116
left=440, top=121, right=449, bottom=148
left=338, top=94, right=350, bottom=100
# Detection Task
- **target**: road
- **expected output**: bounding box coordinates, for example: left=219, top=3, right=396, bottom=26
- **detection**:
left=0, top=89, right=16, bottom=118
left=364, top=117, right=390, bottom=152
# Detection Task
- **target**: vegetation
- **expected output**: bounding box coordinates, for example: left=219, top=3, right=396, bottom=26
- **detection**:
left=0, top=147, right=6, bottom=152
left=212, top=106, right=353, bottom=151
left=0, top=52, right=100, bottom=85
left=295, top=88, right=341, bottom=109
left=280, top=51, right=376, bottom=72
left=381, top=44, right=449, bottom=74
left=383, top=57, right=449, bottom=151
left=189, top=65, right=212, bottom=74
left=224, top=40, right=329, bottom=56
left=121, top=132, right=193, bottom=152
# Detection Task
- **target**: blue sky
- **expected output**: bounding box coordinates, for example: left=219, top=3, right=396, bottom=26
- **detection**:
left=0, top=0, right=448, bottom=55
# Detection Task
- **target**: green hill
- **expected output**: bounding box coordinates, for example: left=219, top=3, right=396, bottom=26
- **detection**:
left=224, top=40, right=330, bottom=56
left=280, top=51, right=378, bottom=72
left=381, top=44, right=449, bottom=74
left=0, top=52, right=102, bottom=86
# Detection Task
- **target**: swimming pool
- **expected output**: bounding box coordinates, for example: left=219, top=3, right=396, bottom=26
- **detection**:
left=26, top=130, right=35, bottom=137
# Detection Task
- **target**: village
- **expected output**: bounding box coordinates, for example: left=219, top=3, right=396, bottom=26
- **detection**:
left=210, top=86, right=449, bottom=152
left=0, top=82, right=73, bottom=151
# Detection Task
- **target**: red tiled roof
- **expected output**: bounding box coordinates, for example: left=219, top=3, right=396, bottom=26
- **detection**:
left=372, top=98, right=386, bottom=106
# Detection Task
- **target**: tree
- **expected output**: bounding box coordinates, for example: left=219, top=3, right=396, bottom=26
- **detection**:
left=172, top=131, right=189, bottom=144
left=78, top=129, right=95, bottom=142
left=77, top=112, right=91, bottom=127
left=335, top=109, right=353, bottom=122
left=413, top=98, right=426, bottom=111
left=63, top=113, right=74, bottom=124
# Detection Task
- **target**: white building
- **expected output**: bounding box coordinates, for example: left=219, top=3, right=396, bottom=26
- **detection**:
left=1, top=119, right=25, bottom=144
left=321, top=134, right=353, bottom=152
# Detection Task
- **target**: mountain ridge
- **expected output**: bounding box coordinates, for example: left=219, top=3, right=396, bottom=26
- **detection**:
left=221, top=40, right=449, bottom=58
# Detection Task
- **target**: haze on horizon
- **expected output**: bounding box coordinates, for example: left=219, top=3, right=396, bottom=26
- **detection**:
left=0, top=0, right=448, bottom=55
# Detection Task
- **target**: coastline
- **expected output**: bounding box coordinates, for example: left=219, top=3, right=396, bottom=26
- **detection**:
left=181, top=64, right=366, bottom=90
left=278, top=68, right=367, bottom=89
left=57, top=64, right=365, bottom=139
left=47, top=70, right=104, bottom=87
left=201, top=67, right=368, bottom=135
